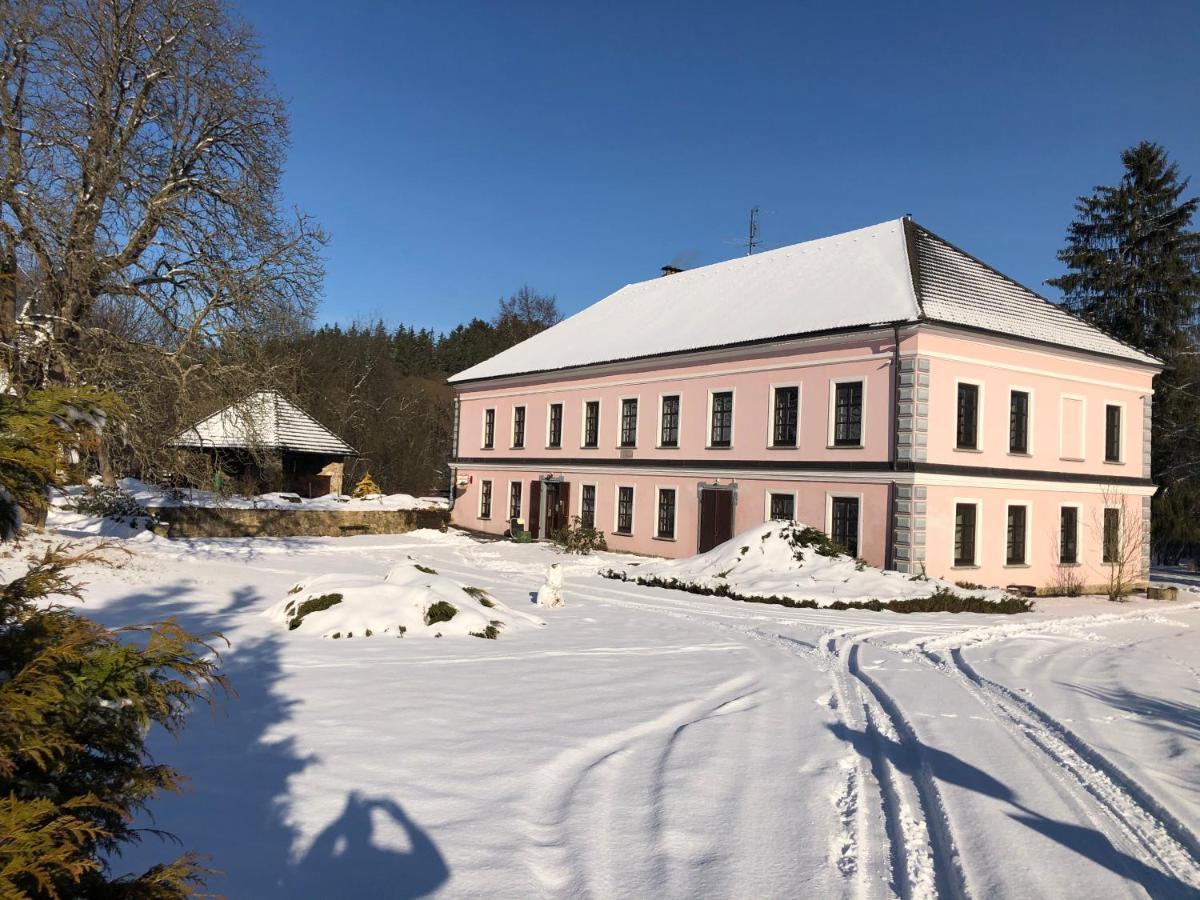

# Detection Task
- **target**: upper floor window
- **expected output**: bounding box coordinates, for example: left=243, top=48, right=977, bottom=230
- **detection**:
left=710, top=391, right=733, bottom=447
left=956, top=383, right=979, bottom=450
left=1060, top=507, right=1078, bottom=565
left=547, top=403, right=563, bottom=448
left=616, top=486, right=634, bottom=535
left=620, top=398, right=638, bottom=448
left=1009, top=390, right=1029, bottom=454
left=1006, top=505, right=1027, bottom=565
left=954, top=502, right=978, bottom=566
left=769, top=492, right=795, bottom=521
left=512, top=406, right=526, bottom=449
left=482, top=408, right=495, bottom=449
left=659, top=395, right=680, bottom=448
left=830, top=496, right=859, bottom=556
left=583, top=401, right=600, bottom=448
left=479, top=480, right=493, bottom=519
left=772, top=386, right=799, bottom=447
left=580, top=485, right=596, bottom=528
left=656, top=488, right=676, bottom=539
left=1105, top=404, right=1122, bottom=462
left=833, top=381, right=863, bottom=447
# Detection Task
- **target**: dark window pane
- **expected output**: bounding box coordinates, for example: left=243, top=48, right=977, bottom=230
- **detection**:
left=1009, top=391, right=1028, bottom=454
left=773, top=386, right=799, bottom=447
left=584, top=401, right=600, bottom=448
left=483, top=409, right=495, bottom=449
left=1103, top=507, right=1120, bottom=563
left=1105, top=405, right=1122, bottom=462
left=660, top=395, right=680, bottom=447
left=1006, top=505, right=1026, bottom=565
left=955, top=503, right=977, bottom=566
left=769, top=493, right=795, bottom=521
left=509, top=482, right=522, bottom=521
left=620, top=398, right=638, bottom=447
left=616, top=486, right=634, bottom=534
left=512, top=406, right=525, bottom=448
left=656, top=489, right=676, bottom=539
left=957, top=383, right=979, bottom=450
left=548, top=404, right=562, bottom=448
left=1060, top=507, right=1078, bottom=564
left=710, top=392, right=733, bottom=447
left=581, top=485, right=596, bottom=528
left=834, top=382, right=863, bottom=446
left=480, top=480, right=492, bottom=518
left=831, top=497, right=859, bottom=556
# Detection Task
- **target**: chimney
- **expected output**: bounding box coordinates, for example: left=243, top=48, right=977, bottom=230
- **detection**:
left=660, top=265, right=683, bottom=277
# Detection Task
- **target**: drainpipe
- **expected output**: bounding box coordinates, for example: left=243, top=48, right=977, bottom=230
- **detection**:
left=447, top=394, right=460, bottom=512
left=886, top=323, right=901, bottom=571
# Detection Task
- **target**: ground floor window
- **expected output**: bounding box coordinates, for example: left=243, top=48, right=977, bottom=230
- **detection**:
left=580, top=484, right=596, bottom=528
left=954, top=502, right=978, bottom=567
left=1060, top=507, right=1079, bottom=565
left=1006, top=505, right=1027, bottom=565
left=656, top=488, right=676, bottom=539
left=830, top=496, right=859, bottom=557
left=509, top=482, right=522, bottom=522
left=616, top=486, right=634, bottom=535
left=1103, top=507, right=1120, bottom=564
left=479, top=480, right=492, bottom=519
left=769, top=492, right=795, bottom=521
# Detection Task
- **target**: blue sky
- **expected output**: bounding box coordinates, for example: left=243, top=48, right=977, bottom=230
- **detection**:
left=235, top=0, right=1200, bottom=333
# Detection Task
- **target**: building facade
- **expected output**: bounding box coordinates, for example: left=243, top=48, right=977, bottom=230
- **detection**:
left=448, top=219, right=1159, bottom=591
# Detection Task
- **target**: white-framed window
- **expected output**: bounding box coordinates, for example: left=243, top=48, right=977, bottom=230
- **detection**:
left=508, top=480, right=523, bottom=523
left=1008, top=387, right=1033, bottom=455
left=1102, top=505, right=1121, bottom=563
left=707, top=388, right=735, bottom=448
left=658, top=393, right=681, bottom=448
left=619, top=396, right=639, bottom=448
left=828, top=379, right=865, bottom=448
left=955, top=378, right=984, bottom=451
left=825, top=492, right=862, bottom=557
left=511, top=406, right=526, bottom=449
left=1104, top=402, right=1125, bottom=464
left=655, top=486, right=677, bottom=540
left=614, top=485, right=635, bottom=535
left=581, top=398, right=601, bottom=449
left=1005, top=501, right=1030, bottom=566
left=766, top=490, right=797, bottom=521
left=953, top=498, right=981, bottom=567
left=1059, top=504, right=1081, bottom=565
left=578, top=483, right=598, bottom=529
left=769, top=383, right=801, bottom=448
left=1059, top=394, right=1086, bottom=461
left=546, top=402, right=563, bottom=449
left=481, top=408, right=495, bottom=450
left=478, top=479, right=493, bottom=519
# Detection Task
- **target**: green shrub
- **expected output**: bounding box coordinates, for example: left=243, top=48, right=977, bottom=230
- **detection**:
left=287, top=584, right=303, bottom=594
left=515, top=531, right=533, bottom=544
left=425, top=600, right=457, bottom=626
left=364, top=628, right=373, bottom=637
left=551, top=516, right=608, bottom=554
left=781, top=523, right=843, bottom=559
left=396, top=625, right=407, bottom=637
left=287, top=593, right=344, bottom=630
left=462, top=586, right=494, bottom=607
left=414, top=564, right=438, bottom=575
left=470, top=624, right=501, bottom=639
left=71, top=486, right=146, bottom=523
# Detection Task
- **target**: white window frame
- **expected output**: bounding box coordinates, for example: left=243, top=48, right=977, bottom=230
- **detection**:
left=617, top=395, right=640, bottom=449
left=507, top=479, right=523, bottom=524
left=706, top=387, right=737, bottom=449
left=951, top=497, right=982, bottom=568
left=654, top=484, right=678, bottom=541
left=824, top=491, right=864, bottom=556
left=767, top=381, right=802, bottom=449
left=1058, top=502, right=1082, bottom=566
left=953, top=378, right=985, bottom=452
left=510, top=405, right=527, bottom=450
left=765, top=489, right=798, bottom=522
left=613, top=484, right=636, bottom=536
left=1003, top=500, right=1032, bottom=567
left=827, top=378, right=867, bottom=449
left=580, top=397, right=602, bottom=449
left=545, top=401, right=564, bottom=450
left=1007, top=386, right=1035, bottom=456
left=1103, top=400, right=1126, bottom=465
left=577, top=482, right=598, bottom=528
left=481, top=407, right=496, bottom=450
left=478, top=478, right=494, bottom=520
left=1059, top=394, right=1087, bottom=461
left=656, top=391, right=683, bottom=449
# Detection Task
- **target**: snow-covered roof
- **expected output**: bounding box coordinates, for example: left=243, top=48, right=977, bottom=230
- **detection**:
left=449, top=218, right=1158, bottom=383
left=173, top=391, right=355, bottom=455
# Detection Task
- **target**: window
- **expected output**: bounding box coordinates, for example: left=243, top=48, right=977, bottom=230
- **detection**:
left=710, top=391, right=733, bottom=447
left=769, top=492, right=795, bottom=521
left=1060, top=507, right=1078, bottom=565
left=1103, top=507, right=1120, bottom=563
left=547, top=403, right=563, bottom=448
left=1009, top=391, right=1029, bottom=454
left=772, top=386, right=799, bottom=447
left=656, top=488, right=676, bottom=539
left=580, top=485, right=596, bottom=528
left=1006, top=505, right=1027, bottom=565
left=956, top=383, right=979, bottom=450
left=479, top=480, right=493, bottom=519
left=620, top=398, right=638, bottom=447
left=482, top=409, right=495, bottom=449
left=583, top=401, right=600, bottom=448
left=833, top=382, right=863, bottom=447
left=1105, top=405, right=1122, bottom=462
left=659, top=395, right=680, bottom=447
left=830, top=496, right=859, bottom=556
left=616, top=486, right=634, bottom=535
left=954, top=502, right=978, bottom=566
left=509, top=481, right=522, bottom=522
left=512, top=406, right=526, bottom=449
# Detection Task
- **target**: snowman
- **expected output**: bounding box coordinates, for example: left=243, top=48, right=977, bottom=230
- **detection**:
left=536, top=563, right=565, bottom=608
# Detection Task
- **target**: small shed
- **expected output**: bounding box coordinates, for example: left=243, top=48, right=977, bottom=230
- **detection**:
left=173, top=391, right=356, bottom=496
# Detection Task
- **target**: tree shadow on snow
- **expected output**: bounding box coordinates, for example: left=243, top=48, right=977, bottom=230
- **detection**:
left=1065, top=682, right=1200, bottom=743
left=91, top=582, right=449, bottom=898
left=828, top=721, right=1197, bottom=898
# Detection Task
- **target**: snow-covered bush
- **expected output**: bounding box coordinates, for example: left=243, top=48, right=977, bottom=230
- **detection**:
left=71, top=486, right=147, bottom=524
left=551, top=517, right=608, bottom=554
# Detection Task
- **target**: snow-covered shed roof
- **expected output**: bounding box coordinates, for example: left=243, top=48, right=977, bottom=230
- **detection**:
left=173, top=391, right=355, bottom=455
left=449, top=218, right=1159, bottom=383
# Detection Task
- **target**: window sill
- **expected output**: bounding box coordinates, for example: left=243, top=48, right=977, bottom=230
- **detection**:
left=1058, top=562, right=1081, bottom=568
left=828, top=444, right=864, bottom=450
left=617, top=445, right=638, bottom=451
left=706, top=445, right=734, bottom=451
left=1007, top=452, right=1031, bottom=458
left=1103, top=459, right=1125, bottom=466
left=580, top=445, right=599, bottom=451
left=510, top=446, right=525, bottom=451
left=614, top=531, right=633, bottom=538
left=480, top=446, right=495, bottom=451
left=767, top=444, right=799, bottom=450
left=1059, top=456, right=1084, bottom=463
left=545, top=445, right=562, bottom=451
left=1003, top=563, right=1030, bottom=569
left=951, top=564, right=980, bottom=570
left=656, top=444, right=680, bottom=450
left=652, top=535, right=676, bottom=542
left=954, top=447, right=983, bottom=453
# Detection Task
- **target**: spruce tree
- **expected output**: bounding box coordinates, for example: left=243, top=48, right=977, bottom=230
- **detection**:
left=1050, top=142, right=1200, bottom=560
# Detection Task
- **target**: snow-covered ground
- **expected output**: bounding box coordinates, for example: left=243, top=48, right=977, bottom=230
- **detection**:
left=14, top=523, right=1200, bottom=899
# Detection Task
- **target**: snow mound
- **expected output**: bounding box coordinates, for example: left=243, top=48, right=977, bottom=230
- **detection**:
left=609, top=522, right=1012, bottom=607
left=267, top=559, right=547, bottom=639
left=60, top=478, right=447, bottom=512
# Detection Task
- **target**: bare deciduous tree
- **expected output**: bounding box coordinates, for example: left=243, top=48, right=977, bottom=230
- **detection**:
left=1093, top=486, right=1150, bottom=602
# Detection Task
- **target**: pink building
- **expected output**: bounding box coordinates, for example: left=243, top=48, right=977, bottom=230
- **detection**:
left=448, top=219, right=1159, bottom=591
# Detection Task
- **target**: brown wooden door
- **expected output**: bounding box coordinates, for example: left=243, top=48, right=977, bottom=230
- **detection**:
left=698, top=488, right=734, bottom=553
left=528, top=480, right=541, bottom=539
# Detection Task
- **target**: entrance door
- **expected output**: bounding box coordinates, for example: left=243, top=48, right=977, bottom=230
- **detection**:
left=528, top=480, right=541, bottom=539
left=698, top=487, right=735, bottom=553
left=542, top=481, right=570, bottom=536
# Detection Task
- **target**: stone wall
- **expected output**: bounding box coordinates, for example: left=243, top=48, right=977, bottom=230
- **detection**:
left=151, top=505, right=448, bottom=539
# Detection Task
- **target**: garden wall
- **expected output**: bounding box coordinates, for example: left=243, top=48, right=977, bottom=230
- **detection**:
left=150, top=506, right=448, bottom=539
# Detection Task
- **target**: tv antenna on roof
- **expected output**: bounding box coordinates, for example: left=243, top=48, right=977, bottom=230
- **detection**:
left=745, top=206, right=761, bottom=256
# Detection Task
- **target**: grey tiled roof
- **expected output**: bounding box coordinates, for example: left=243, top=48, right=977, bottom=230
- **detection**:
left=173, top=391, right=355, bottom=455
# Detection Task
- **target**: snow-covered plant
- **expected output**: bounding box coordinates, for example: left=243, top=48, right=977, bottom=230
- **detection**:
left=352, top=472, right=381, bottom=498
left=424, top=601, right=457, bottom=626
left=72, top=486, right=145, bottom=524
left=551, top=517, right=608, bottom=554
